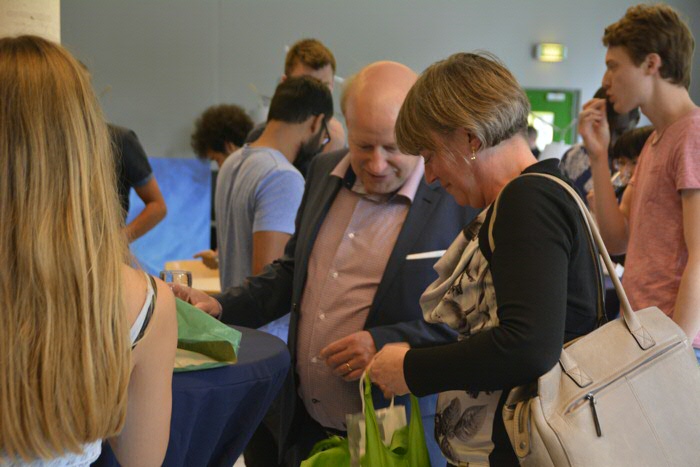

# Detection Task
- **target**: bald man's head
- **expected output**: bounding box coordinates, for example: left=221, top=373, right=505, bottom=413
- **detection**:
left=341, top=61, right=418, bottom=118
left=341, top=61, right=420, bottom=195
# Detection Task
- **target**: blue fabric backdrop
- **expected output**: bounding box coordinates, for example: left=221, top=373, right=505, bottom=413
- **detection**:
left=126, top=157, right=211, bottom=275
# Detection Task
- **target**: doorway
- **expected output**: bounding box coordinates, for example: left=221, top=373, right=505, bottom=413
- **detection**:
left=525, top=89, right=580, bottom=158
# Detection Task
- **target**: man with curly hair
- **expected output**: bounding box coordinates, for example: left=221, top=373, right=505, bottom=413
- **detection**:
left=191, top=104, right=254, bottom=168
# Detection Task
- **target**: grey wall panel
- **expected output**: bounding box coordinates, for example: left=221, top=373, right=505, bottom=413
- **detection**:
left=61, top=0, right=699, bottom=158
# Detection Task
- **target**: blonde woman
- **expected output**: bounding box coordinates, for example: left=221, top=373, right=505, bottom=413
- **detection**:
left=0, top=36, right=177, bottom=465
left=368, top=53, right=598, bottom=465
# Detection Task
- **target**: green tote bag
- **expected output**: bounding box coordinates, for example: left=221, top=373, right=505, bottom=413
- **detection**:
left=302, top=373, right=431, bottom=467
left=301, top=435, right=352, bottom=467
left=360, top=373, right=431, bottom=467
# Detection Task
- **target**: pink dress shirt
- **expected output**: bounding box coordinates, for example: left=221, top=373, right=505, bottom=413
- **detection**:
left=296, top=155, right=424, bottom=430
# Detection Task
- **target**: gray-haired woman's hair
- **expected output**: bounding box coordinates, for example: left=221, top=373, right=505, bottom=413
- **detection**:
left=396, top=52, right=530, bottom=155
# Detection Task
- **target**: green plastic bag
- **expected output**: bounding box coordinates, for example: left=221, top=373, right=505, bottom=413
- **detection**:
left=174, top=298, right=242, bottom=372
left=301, top=435, right=351, bottom=467
left=302, top=374, right=431, bottom=467
left=360, top=373, right=431, bottom=467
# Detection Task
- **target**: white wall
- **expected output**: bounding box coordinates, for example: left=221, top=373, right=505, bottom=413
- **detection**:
left=61, top=0, right=700, bottom=158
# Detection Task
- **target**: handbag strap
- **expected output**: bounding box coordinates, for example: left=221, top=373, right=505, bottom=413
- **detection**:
left=490, top=176, right=606, bottom=327
left=487, top=173, right=654, bottom=355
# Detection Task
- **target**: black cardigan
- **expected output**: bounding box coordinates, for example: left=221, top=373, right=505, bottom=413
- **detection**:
left=404, top=159, right=598, bottom=465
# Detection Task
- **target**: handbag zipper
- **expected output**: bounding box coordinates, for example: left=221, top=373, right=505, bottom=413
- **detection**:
left=564, top=340, right=683, bottom=437
left=585, top=393, right=602, bottom=437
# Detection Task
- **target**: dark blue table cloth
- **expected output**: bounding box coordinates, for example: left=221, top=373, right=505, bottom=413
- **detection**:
left=93, top=325, right=290, bottom=466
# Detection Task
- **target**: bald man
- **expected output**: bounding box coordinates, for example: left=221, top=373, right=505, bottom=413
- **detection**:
left=175, top=61, right=477, bottom=466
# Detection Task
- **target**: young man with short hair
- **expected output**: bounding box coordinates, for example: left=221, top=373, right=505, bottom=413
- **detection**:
left=579, top=4, right=700, bottom=358
left=247, top=38, right=346, bottom=161
left=284, top=38, right=336, bottom=90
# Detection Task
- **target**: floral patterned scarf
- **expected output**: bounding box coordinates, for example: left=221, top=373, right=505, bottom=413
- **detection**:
left=419, top=209, right=501, bottom=466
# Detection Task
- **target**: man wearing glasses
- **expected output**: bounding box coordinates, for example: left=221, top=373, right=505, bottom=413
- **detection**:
left=214, top=76, right=332, bottom=318
left=247, top=38, right=346, bottom=166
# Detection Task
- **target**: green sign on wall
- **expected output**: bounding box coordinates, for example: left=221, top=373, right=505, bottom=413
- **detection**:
left=525, top=89, right=580, bottom=146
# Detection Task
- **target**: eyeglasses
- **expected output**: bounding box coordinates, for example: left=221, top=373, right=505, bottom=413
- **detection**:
left=320, top=120, right=331, bottom=148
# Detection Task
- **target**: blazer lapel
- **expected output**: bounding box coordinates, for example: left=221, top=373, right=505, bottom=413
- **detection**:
left=293, top=169, right=343, bottom=299
left=368, top=180, right=443, bottom=322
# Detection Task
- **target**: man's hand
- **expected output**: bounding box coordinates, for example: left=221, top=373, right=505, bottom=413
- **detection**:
left=320, top=331, right=377, bottom=381
left=368, top=343, right=411, bottom=398
left=194, top=250, right=219, bottom=270
left=171, top=284, right=222, bottom=318
left=578, top=98, right=610, bottom=164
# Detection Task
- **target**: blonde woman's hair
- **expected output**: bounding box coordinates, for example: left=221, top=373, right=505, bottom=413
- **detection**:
left=396, top=52, right=530, bottom=156
left=0, top=36, right=130, bottom=460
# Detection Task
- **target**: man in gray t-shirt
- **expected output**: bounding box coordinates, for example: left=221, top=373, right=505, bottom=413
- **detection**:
left=216, top=145, right=303, bottom=289
left=216, top=76, right=333, bottom=339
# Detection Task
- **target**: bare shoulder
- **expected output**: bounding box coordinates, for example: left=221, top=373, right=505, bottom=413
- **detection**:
left=121, top=265, right=177, bottom=353
left=121, top=265, right=147, bottom=326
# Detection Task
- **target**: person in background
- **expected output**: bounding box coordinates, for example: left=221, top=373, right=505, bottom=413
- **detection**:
left=191, top=104, right=254, bottom=169
left=587, top=125, right=654, bottom=210
left=247, top=38, right=346, bottom=172
left=78, top=61, right=167, bottom=243
left=215, top=76, right=332, bottom=341
left=527, top=125, right=540, bottom=158
left=560, top=87, right=639, bottom=204
left=190, top=104, right=255, bottom=269
left=0, top=35, right=176, bottom=465
left=368, top=52, right=597, bottom=466
left=174, top=61, right=476, bottom=466
left=110, top=126, right=167, bottom=242
left=579, top=4, right=700, bottom=359
left=589, top=125, right=654, bottom=321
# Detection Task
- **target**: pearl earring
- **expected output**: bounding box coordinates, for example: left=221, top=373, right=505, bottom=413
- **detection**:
left=470, top=147, right=477, bottom=161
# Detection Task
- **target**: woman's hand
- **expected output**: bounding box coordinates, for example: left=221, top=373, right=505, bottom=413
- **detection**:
left=368, top=343, right=411, bottom=398
left=578, top=98, right=610, bottom=165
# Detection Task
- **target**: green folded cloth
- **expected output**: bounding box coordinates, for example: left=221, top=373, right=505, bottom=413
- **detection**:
left=174, top=298, right=242, bottom=372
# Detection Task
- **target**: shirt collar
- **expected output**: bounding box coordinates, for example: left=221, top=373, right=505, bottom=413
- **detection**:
left=330, top=154, right=424, bottom=203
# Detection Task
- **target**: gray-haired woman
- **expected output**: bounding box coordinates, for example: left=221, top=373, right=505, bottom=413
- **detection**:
left=368, top=52, right=598, bottom=466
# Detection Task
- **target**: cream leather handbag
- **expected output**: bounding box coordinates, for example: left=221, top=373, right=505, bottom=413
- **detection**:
left=493, top=173, right=700, bottom=466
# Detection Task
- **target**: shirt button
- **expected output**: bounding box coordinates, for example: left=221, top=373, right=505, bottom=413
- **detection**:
left=331, top=271, right=339, bottom=279
left=319, top=313, right=326, bottom=320
left=348, top=232, right=355, bottom=239
left=311, top=356, right=318, bottom=364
